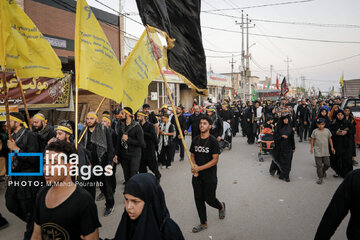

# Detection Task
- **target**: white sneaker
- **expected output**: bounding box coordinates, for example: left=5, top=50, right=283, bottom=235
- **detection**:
left=161, top=166, right=166, bottom=169
left=166, top=166, right=172, bottom=169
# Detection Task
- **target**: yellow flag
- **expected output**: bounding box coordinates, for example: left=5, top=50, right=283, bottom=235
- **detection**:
left=75, top=0, right=123, bottom=103
left=121, top=27, right=164, bottom=112
left=0, top=0, right=63, bottom=78
left=340, top=73, right=344, bottom=87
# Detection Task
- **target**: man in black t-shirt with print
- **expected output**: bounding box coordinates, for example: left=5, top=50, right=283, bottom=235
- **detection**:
left=31, top=141, right=101, bottom=240
left=190, top=115, right=226, bottom=233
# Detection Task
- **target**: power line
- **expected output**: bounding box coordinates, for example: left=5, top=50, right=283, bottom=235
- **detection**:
left=204, top=48, right=241, bottom=54
left=277, top=53, right=360, bottom=71
left=203, top=10, right=360, bottom=30
left=251, top=18, right=360, bottom=28
left=202, top=26, right=360, bottom=44
left=93, top=0, right=143, bottom=26
left=202, top=0, right=314, bottom=12
left=52, top=0, right=140, bottom=39
left=207, top=54, right=242, bottom=58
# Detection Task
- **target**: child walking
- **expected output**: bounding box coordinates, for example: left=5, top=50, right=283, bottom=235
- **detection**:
left=310, top=118, right=336, bottom=184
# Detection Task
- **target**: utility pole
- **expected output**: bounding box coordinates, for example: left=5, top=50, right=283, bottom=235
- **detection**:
left=229, top=55, right=236, bottom=91
left=236, top=12, right=255, bottom=100
left=235, top=12, right=246, bottom=100
left=301, top=75, right=306, bottom=89
left=284, top=56, right=292, bottom=85
left=240, top=11, right=245, bottom=100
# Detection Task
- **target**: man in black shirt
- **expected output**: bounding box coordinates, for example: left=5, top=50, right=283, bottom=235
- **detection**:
left=32, top=113, right=56, bottom=152
left=101, top=111, right=118, bottom=194
left=171, top=105, right=187, bottom=161
left=111, top=108, right=121, bottom=134
left=79, top=112, right=115, bottom=217
left=31, top=141, right=101, bottom=240
left=143, top=104, right=159, bottom=136
left=186, top=105, right=203, bottom=140
left=219, top=103, right=233, bottom=124
left=315, top=169, right=360, bottom=240
left=6, top=112, right=41, bottom=240
left=116, top=107, right=145, bottom=182
left=296, top=99, right=310, bottom=142
left=205, top=106, right=223, bottom=141
left=137, top=111, right=161, bottom=180
left=190, top=116, right=225, bottom=233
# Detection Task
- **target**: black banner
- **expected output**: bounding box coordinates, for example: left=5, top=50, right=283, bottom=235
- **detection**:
left=136, top=0, right=208, bottom=94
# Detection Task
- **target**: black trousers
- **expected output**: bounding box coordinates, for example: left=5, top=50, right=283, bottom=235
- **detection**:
left=110, top=162, right=117, bottom=193
left=171, top=137, right=184, bottom=160
left=6, top=190, right=35, bottom=240
left=139, top=151, right=162, bottom=180
left=159, top=145, right=173, bottom=167
left=93, top=164, right=115, bottom=208
left=121, top=151, right=142, bottom=182
left=299, top=122, right=309, bottom=140
left=192, top=177, right=222, bottom=224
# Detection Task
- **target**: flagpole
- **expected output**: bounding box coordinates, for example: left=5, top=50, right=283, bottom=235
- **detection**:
left=15, top=70, right=32, bottom=131
left=75, top=74, right=79, bottom=150
left=1, top=66, right=12, bottom=140
left=77, top=96, right=106, bottom=144
left=144, top=26, right=198, bottom=177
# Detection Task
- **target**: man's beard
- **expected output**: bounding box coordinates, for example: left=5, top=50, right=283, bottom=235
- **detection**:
left=87, top=122, right=96, bottom=128
left=10, top=126, right=17, bottom=133
left=33, top=123, right=43, bottom=132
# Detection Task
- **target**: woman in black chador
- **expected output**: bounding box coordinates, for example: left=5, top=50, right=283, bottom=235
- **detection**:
left=107, top=173, right=184, bottom=240
left=270, top=115, right=295, bottom=182
left=330, top=110, right=354, bottom=178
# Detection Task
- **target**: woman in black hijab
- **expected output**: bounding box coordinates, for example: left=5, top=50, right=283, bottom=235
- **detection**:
left=108, top=173, right=184, bottom=240
left=330, top=110, right=354, bottom=178
left=270, top=115, right=295, bottom=182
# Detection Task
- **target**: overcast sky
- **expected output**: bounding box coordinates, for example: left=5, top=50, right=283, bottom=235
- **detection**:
left=87, top=0, right=360, bottom=92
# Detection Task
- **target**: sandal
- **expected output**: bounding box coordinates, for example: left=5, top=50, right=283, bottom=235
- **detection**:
left=192, top=224, right=207, bottom=233
left=219, top=202, right=226, bottom=219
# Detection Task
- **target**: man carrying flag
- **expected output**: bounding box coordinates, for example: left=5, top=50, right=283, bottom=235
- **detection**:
left=5, top=112, right=41, bottom=240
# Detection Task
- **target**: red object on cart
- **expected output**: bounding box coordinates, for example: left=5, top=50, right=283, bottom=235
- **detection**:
left=355, top=117, right=360, bottom=144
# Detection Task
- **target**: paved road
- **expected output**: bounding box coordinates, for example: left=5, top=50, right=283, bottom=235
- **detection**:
left=1, top=134, right=358, bottom=239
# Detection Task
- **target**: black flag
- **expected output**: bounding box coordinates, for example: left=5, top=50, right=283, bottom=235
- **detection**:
left=280, top=77, right=289, bottom=96
left=136, top=0, right=208, bottom=95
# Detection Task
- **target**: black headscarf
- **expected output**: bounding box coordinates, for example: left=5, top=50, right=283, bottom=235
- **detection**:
left=277, top=116, right=292, bottom=136
left=109, top=173, right=184, bottom=240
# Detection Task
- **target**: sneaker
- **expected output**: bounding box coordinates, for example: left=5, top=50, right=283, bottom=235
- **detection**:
left=0, top=216, right=9, bottom=230
left=285, top=178, right=290, bottom=182
left=96, top=193, right=105, bottom=201
left=104, top=207, right=114, bottom=217
left=166, top=166, right=172, bottom=169
left=299, top=139, right=303, bottom=143
left=316, top=178, right=323, bottom=184
left=161, top=166, right=166, bottom=169
left=179, top=158, right=184, bottom=161
left=333, top=173, right=340, bottom=178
